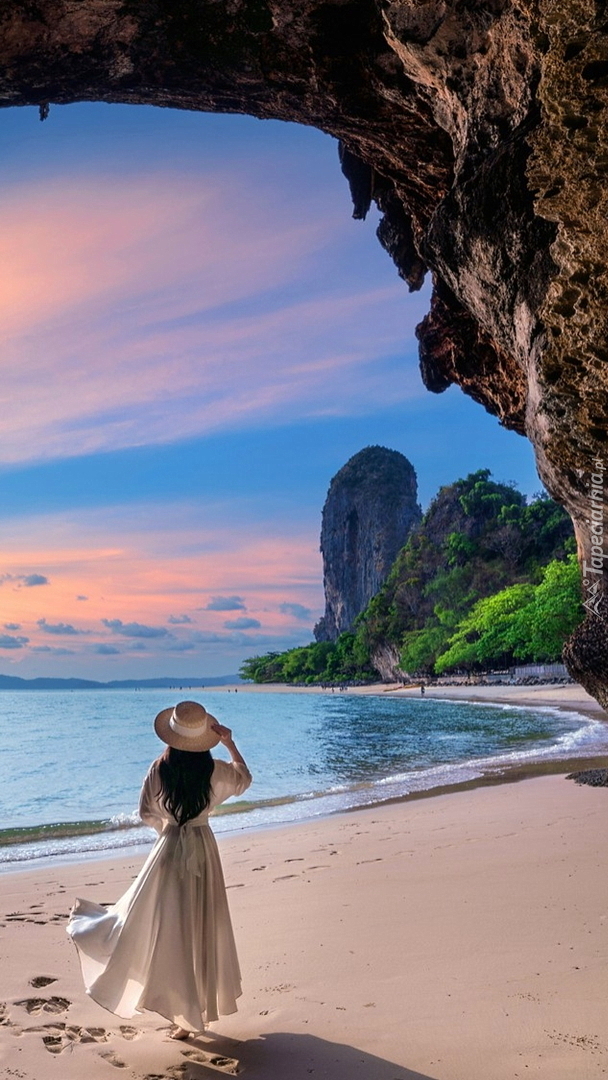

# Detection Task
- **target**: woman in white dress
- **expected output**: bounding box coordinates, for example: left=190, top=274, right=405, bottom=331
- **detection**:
left=67, top=700, right=252, bottom=1039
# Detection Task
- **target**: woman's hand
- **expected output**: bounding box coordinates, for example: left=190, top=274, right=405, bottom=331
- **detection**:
left=211, top=722, right=233, bottom=745
left=212, top=723, right=248, bottom=769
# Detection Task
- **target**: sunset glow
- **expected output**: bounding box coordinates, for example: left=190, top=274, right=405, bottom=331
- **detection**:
left=0, top=105, right=540, bottom=679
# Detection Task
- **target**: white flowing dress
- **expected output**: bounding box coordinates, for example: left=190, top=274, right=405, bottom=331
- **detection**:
left=67, top=757, right=252, bottom=1031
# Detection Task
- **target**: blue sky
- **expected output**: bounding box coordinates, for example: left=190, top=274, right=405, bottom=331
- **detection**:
left=0, top=103, right=541, bottom=678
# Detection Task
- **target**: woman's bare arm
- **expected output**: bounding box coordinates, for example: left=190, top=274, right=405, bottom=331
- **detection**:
left=212, top=722, right=248, bottom=767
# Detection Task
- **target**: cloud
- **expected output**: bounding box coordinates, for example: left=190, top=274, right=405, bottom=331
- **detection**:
left=0, top=501, right=323, bottom=677
left=224, top=617, right=262, bottom=630
left=38, top=617, right=85, bottom=636
left=205, top=596, right=246, bottom=612
left=167, top=614, right=193, bottom=624
left=155, top=630, right=230, bottom=648
left=31, top=645, right=75, bottom=655
left=22, top=573, right=49, bottom=587
left=225, top=630, right=311, bottom=647
left=102, top=618, right=169, bottom=639
left=4, top=622, right=21, bottom=630
left=0, top=634, right=29, bottom=649
left=279, top=602, right=312, bottom=621
left=94, top=643, right=121, bottom=655
left=0, top=572, right=49, bottom=588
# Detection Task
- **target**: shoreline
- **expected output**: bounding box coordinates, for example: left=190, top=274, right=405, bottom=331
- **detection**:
left=4, top=759, right=608, bottom=877
left=1, top=682, right=606, bottom=874
left=2, top=773, right=607, bottom=1079
left=206, top=678, right=608, bottom=718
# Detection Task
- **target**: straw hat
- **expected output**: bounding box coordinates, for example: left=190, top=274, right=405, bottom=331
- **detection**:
left=154, top=700, right=220, bottom=752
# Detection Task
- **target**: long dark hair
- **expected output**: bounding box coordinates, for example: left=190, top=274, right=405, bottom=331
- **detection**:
left=157, top=747, right=214, bottom=826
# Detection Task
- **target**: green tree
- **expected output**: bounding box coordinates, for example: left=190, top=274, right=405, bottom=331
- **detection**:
left=435, top=583, right=536, bottom=673
left=239, top=652, right=287, bottom=683
left=434, top=556, right=583, bottom=673
left=445, top=531, right=477, bottom=567
left=400, top=623, right=452, bottom=675
left=517, top=554, right=583, bottom=661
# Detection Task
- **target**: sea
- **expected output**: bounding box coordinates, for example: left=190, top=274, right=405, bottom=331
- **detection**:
left=1, top=688, right=606, bottom=871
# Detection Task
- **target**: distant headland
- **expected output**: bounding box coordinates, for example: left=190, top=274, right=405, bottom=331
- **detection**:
left=0, top=674, right=241, bottom=691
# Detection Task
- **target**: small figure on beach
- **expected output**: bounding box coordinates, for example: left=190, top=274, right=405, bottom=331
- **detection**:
left=420, top=683, right=425, bottom=696
left=66, top=700, right=252, bottom=1039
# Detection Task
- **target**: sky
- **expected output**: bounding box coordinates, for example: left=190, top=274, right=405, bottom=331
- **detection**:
left=0, top=103, right=542, bottom=680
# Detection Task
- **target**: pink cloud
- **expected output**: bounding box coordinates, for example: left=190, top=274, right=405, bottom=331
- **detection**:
left=0, top=167, right=429, bottom=463
left=0, top=502, right=323, bottom=660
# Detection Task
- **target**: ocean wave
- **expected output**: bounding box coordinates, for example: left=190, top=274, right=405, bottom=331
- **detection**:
left=2, top=705, right=606, bottom=868
left=0, top=816, right=146, bottom=849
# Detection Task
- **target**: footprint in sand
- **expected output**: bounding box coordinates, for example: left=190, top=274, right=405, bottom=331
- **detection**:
left=15, top=996, right=71, bottom=1015
left=182, top=1048, right=240, bottom=1075
left=144, top=1070, right=185, bottom=1080
left=119, top=1025, right=140, bottom=1040
left=7, top=914, right=47, bottom=925
left=30, top=976, right=58, bottom=988
left=273, top=874, right=299, bottom=881
left=39, top=1022, right=112, bottom=1053
left=42, top=1034, right=64, bottom=1055
left=99, top=1049, right=128, bottom=1068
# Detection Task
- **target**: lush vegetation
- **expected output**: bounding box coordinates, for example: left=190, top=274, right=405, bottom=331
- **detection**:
left=239, top=632, right=377, bottom=685
left=433, top=556, right=583, bottom=674
left=240, top=471, right=581, bottom=684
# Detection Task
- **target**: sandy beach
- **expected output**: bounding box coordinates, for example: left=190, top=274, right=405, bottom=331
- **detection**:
left=1, top=682, right=607, bottom=1079
left=384, top=680, right=608, bottom=717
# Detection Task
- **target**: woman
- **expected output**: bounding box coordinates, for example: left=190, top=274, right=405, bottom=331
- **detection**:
left=67, top=700, right=252, bottom=1039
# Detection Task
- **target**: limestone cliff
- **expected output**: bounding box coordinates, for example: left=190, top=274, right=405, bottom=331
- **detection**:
left=1, top=2, right=608, bottom=703
left=315, top=447, right=421, bottom=641
left=358, top=470, right=575, bottom=680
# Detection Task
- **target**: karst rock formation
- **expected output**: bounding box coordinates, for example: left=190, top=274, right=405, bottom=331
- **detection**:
left=314, top=446, right=421, bottom=642
left=2, top=2, right=608, bottom=702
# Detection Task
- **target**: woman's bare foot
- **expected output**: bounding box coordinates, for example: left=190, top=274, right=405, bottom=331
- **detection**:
left=170, top=1026, right=191, bottom=1040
